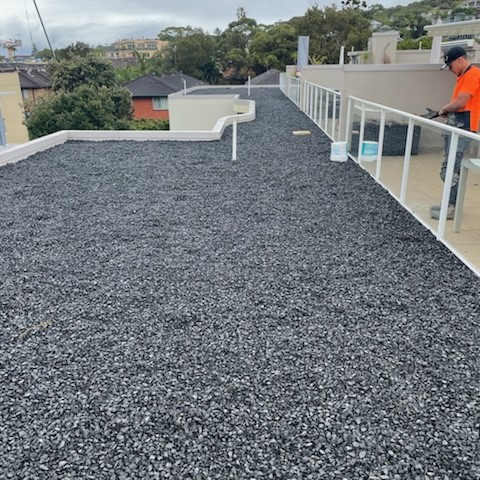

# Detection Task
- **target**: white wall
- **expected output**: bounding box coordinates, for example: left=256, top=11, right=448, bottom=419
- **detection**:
left=288, top=63, right=456, bottom=138
left=395, top=50, right=432, bottom=64
left=0, top=72, right=29, bottom=144
left=169, top=94, right=240, bottom=131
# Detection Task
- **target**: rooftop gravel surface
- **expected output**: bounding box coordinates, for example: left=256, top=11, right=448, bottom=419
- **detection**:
left=0, top=88, right=479, bottom=479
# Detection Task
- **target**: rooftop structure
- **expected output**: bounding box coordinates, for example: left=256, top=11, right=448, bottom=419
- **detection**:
left=0, top=88, right=478, bottom=478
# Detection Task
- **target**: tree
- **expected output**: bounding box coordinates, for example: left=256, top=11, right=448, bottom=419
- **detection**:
left=157, top=26, right=198, bottom=41
left=250, top=23, right=297, bottom=73
left=159, top=28, right=218, bottom=82
left=25, top=54, right=133, bottom=138
left=49, top=54, right=116, bottom=92
left=35, top=48, right=54, bottom=61
left=55, top=41, right=95, bottom=60
left=25, top=85, right=132, bottom=139
left=218, top=12, right=259, bottom=80
left=398, top=36, right=432, bottom=50
left=363, top=0, right=467, bottom=40
left=200, top=59, right=220, bottom=84
left=292, top=4, right=371, bottom=64
left=341, top=0, right=367, bottom=9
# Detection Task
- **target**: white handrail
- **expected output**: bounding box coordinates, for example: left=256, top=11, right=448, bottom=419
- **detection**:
left=279, top=73, right=480, bottom=267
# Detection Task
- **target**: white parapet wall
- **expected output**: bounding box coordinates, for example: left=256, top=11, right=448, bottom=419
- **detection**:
left=168, top=93, right=251, bottom=131
left=0, top=97, right=255, bottom=167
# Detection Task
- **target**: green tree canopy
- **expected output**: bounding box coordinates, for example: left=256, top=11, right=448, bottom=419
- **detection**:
left=26, top=54, right=133, bottom=138
left=54, top=41, right=95, bottom=60
left=49, top=54, right=117, bottom=92
left=249, top=23, right=297, bottom=73
left=292, top=5, right=371, bottom=64
left=25, top=85, right=132, bottom=139
left=160, top=29, right=218, bottom=82
left=217, top=11, right=259, bottom=80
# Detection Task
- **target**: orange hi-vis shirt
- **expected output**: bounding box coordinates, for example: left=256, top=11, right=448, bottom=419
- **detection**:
left=452, top=64, right=480, bottom=132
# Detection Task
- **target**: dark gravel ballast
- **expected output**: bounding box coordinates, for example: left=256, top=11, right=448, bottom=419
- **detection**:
left=0, top=88, right=479, bottom=479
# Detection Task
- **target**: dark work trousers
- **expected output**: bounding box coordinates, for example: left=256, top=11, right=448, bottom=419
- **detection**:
left=440, top=113, right=472, bottom=206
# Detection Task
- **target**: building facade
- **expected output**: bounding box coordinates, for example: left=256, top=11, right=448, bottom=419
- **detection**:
left=105, top=38, right=168, bottom=60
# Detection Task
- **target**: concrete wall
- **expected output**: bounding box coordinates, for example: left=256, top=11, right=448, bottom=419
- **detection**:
left=395, top=50, right=432, bottom=64
left=370, top=31, right=399, bottom=64
left=0, top=72, right=29, bottom=144
left=169, top=94, right=240, bottom=131
left=341, top=63, right=454, bottom=113
left=290, top=63, right=456, bottom=139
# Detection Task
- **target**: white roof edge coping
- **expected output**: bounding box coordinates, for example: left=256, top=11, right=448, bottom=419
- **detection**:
left=169, top=93, right=240, bottom=100
left=0, top=99, right=255, bottom=167
left=343, top=63, right=447, bottom=72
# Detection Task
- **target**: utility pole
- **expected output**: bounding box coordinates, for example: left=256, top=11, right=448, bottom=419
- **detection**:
left=32, top=0, right=56, bottom=60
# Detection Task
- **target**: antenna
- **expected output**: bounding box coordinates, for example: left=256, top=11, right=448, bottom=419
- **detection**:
left=32, top=0, right=56, bottom=60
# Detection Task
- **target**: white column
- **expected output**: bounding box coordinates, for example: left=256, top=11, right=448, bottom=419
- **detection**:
left=430, top=35, right=442, bottom=64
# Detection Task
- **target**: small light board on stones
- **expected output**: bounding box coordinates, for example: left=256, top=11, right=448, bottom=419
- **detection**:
left=292, top=130, right=311, bottom=136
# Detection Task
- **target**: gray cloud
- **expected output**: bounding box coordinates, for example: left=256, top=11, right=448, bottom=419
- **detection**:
left=2, top=0, right=413, bottom=54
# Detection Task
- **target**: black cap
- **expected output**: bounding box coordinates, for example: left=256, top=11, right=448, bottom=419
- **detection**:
left=442, top=46, right=467, bottom=70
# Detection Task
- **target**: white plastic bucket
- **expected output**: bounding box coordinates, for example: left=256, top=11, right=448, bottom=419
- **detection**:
left=361, top=141, right=378, bottom=162
left=330, top=141, right=348, bottom=162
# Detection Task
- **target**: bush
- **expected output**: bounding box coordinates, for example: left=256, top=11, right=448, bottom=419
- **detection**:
left=129, top=118, right=169, bottom=130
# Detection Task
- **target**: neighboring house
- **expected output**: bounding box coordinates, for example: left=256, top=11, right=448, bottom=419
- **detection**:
left=0, top=63, right=52, bottom=103
left=0, top=63, right=51, bottom=145
left=248, top=69, right=280, bottom=85
left=124, top=74, right=205, bottom=120
left=17, top=67, right=51, bottom=103
left=0, top=70, right=30, bottom=144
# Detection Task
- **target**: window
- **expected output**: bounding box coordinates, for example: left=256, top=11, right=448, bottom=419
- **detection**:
left=153, top=97, right=168, bottom=110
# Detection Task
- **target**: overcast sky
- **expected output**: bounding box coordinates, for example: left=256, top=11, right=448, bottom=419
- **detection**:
left=2, top=0, right=413, bottom=54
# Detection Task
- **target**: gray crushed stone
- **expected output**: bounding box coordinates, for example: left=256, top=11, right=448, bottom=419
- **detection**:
left=0, top=88, right=479, bottom=479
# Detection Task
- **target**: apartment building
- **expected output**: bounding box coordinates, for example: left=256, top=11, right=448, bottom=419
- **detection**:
left=105, top=38, right=168, bottom=60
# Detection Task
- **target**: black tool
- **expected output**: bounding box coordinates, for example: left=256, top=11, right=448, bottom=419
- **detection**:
left=420, top=108, right=440, bottom=119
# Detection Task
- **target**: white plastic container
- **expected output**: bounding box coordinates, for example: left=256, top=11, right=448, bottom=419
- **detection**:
left=361, top=141, right=378, bottom=162
left=330, top=141, right=348, bottom=162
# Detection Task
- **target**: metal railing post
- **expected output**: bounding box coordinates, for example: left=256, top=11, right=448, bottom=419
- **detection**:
left=232, top=120, right=237, bottom=161
left=324, top=91, right=330, bottom=133
left=358, top=105, right=366, bottom=162
left=0, top=115, right=6, bottom=146
left=400, top=118, right=415, bottom=203
left=345, top=97, right=352, bottom=145
left=437, top=132, right=459, bottom=239
left=375, top=110, right=386, bottom=180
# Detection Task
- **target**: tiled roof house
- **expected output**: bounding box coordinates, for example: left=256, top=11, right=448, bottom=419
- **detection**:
left=17, top=67, right=52, bottom=102
left=0, top=63, right=52, bottom=103
left=124, top=73, right=205, bottom=120
left=248, top=69, right=280, bottom=85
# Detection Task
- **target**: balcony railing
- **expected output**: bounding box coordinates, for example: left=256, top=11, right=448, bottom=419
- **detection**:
left=280, top=72, right=480, bottom=274
left=280, top=74, right=341, bottom=141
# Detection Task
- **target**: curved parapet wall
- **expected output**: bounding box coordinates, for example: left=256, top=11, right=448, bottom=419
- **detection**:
left=0, top=97, right=255, bottom=167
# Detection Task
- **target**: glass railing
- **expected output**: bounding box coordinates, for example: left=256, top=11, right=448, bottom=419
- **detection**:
left=279, top=73, right=480, bottom=271
left=280, top=74, right=341, bottom=141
